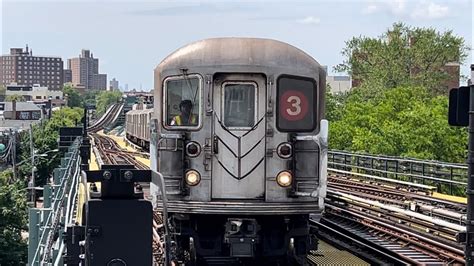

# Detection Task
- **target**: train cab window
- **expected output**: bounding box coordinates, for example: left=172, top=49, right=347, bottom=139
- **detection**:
left=222, top=82, right=256, bottom=128
left=164, top=75, right=201, bottom=128
left=277, top=75, right=317, bottom=132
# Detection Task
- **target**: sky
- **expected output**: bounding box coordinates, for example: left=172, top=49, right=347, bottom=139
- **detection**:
left=1, top=0, right=473, bottom=91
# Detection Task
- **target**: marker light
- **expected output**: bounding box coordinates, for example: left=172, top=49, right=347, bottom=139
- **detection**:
left=277, top=143, right=293, bottom=159
left=185, top=170, right=201, bottom=186
left=276, top=171, right=293, bottom=187
left=186, top=141, right=201, bottom=158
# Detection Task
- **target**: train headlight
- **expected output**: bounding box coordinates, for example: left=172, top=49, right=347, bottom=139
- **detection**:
left=277, top=142, right=293, bottom=159
left=185, top=170, right=201, bottom=186
left=276, top=171, right=293, bottom=187
left=186, top=141, right=201, bottom=158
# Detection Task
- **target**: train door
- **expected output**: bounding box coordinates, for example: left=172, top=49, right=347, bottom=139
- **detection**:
left=211, top=74, right=266, bottom=199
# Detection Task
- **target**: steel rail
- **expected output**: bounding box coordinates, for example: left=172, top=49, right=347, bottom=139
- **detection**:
left=311, top=219, right=411, bottom=265
left=324, top=205, right=465, bottom=264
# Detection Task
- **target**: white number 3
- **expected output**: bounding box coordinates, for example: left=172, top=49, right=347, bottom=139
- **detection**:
left=286, top=96, right=301, bottom=116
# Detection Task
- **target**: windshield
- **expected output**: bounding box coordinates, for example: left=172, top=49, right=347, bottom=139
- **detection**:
left=165, top=76, right=201, bottom=128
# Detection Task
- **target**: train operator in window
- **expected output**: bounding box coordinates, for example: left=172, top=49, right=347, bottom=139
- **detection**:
left=170, top=99, right=197, bottom=126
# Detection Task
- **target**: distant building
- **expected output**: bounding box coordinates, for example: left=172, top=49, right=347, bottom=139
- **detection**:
left=6, top=84, right=63, bottom=102
left=0, top=45, right=64, bottom=90
left=327, top=76, right=351, bottom=93
left=125, top=91, right=154, bottom=105
left=109, top=78, right=119, bottom=91
left=1, top=101, right=42, bottom=120
left=441, top=62, right=460, bottom=90
left=63, top=69, right=72, bottom=84
left=67, top=49, right=107, bottom=91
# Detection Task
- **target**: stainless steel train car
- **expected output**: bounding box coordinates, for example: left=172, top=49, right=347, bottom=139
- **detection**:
left=150, top=38, right=328, bottom=265
left=125, top=108, right=153, bottom=149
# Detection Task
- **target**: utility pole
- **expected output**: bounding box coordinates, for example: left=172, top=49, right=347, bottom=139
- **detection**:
left=30, top=123, right=35, bottom=207
left=448, top=85, right=474, bottom=265
left=11, top=129, right=16, bottom=180
left=466, top=85, right=474, bottom=266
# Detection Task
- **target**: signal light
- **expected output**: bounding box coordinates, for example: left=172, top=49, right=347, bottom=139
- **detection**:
left=277, top=143, right=293, bottom=159
left=185, top=141, right=201, bottom=157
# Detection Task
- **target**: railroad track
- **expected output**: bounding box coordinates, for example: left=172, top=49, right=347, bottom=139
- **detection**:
left=91, top=133, right=149, bottom=170
left=144, top=166, right=467, bottom=265
left=317, top=172, right=466, bottom=265
left=329, top=173, right=466, bottom=224
left=88, top=103, right=123, bottom=133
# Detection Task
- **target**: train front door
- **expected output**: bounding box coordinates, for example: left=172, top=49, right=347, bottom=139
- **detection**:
left=211, top=74, right=266, bottom=199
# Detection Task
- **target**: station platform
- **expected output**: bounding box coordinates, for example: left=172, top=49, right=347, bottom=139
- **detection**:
left=308, top=241, right=368, bottom=265
left=432, top=192, right=467, bottom=204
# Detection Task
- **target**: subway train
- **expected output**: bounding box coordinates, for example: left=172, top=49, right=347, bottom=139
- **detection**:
left=126, top=38, right=328, bottom=265
left=125, top=108, right=153, bottom=149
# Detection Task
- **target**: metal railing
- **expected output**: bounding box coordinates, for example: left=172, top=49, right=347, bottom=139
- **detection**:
left=328, top=150, right=468, bottom=196
left=28, top=138, right=82, bottom=265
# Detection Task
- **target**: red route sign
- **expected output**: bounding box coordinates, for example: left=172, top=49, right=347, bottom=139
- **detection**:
left=280, top=90, right=309, bottom=121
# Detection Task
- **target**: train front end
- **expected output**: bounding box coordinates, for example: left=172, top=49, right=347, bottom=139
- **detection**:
left=150, top=38, right=327, bottom=264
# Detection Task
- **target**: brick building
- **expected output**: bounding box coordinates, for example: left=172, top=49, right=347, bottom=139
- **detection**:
left=0, top=46, right=64, bottom=90
left=67, top=50, right=107, bottom=91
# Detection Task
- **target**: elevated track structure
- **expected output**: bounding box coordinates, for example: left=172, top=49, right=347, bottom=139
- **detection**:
left=88, top=103, right=124, bottom=133
left=27, top=124, right=469, bottom=265
left=311, top=150, right=468, bottom=265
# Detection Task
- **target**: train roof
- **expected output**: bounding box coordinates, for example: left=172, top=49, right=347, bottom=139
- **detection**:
left=126, top=108, right=153, bottom=115
left=155, top=38, right=322, bottom=75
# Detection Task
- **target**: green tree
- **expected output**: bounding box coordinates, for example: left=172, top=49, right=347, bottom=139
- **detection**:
left=335, top=22, right=469, bottom=95
left=18, top=107, right=83, bottom=187
left=0, top=170, right=28, bottom=265
left=63, top=85, right=82, bottom=108
left=83, top=90, right=100, bottom=106
left=329, top=85, right=467, bottom=163
left=5, top=94, right=25, bottom=102
left=95, top=90, right=123, bottom=115
left=0, top=85, right=6, bottom=96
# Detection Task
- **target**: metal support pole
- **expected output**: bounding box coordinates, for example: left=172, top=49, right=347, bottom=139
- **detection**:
left=466, top=85, right=474, bottom=266
left=28, top=208, right=40, bottom=265
left=11, top=129, right=16, bottom=180
left=43, top=185, right=52, bottom=208
left=30, top=123, right=36, bottom=207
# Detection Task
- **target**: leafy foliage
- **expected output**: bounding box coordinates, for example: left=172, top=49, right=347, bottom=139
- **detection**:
left=84, top=90, right=100, bottom=106
left=0, top=170, right=28, bottom=265
left=335, top=22, right=469, bottom=95
left=0, top=107, right=83, bottom=264
left=329, top=23, right=468, bottom=164
left=18, top=107, right=83, bottom=187
left=328, top=85, right=467, bottom=163
left=63, top=84, right=82, bottom=108
left=95, top=90, right=123, bottom=115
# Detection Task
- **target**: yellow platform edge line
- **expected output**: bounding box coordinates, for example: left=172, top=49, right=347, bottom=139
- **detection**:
left=432, top=192, right=467, bottom=204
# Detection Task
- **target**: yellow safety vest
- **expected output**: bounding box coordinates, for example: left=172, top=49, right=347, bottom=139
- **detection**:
left=174, top=115, right=197, bottom=126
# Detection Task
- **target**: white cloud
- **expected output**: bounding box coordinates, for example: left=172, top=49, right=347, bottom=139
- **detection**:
left=411, top=1, right=450, bottom=20
left=362, top=4, right=378, bottom=14
left=387, top=0, right=407, bottom=15
left=361, top=0, right=406, bottom=15
left=361, top=0, right=451, bottom=20
left=296, top=16, right=321, bottom=25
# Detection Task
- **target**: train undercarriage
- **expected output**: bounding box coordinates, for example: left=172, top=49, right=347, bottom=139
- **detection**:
left=125, top=133, right=150, bottom=150
left=169, top=214, right=317, bottom=265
